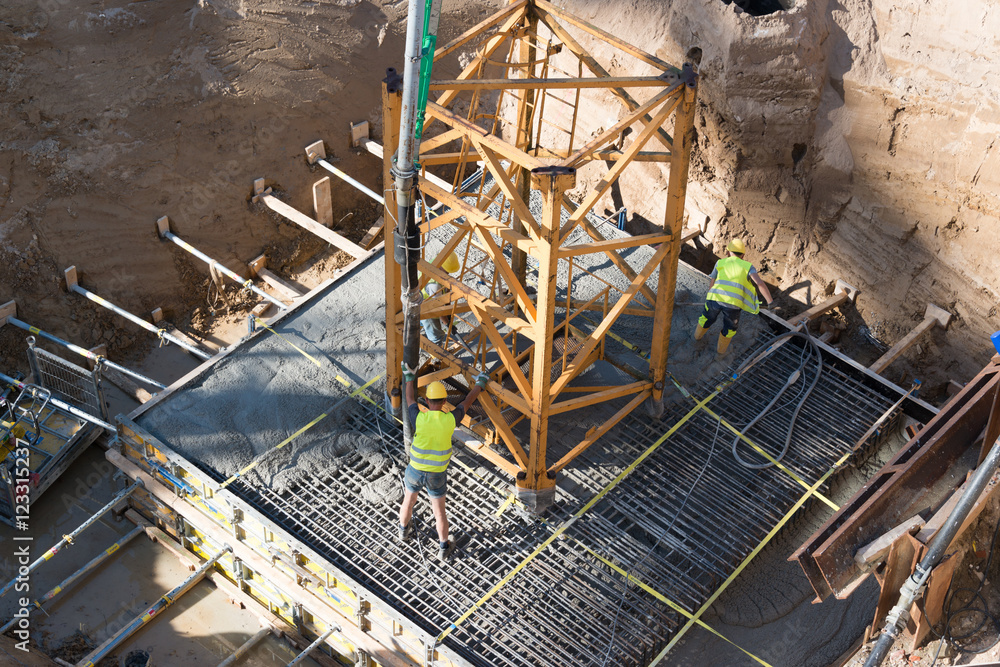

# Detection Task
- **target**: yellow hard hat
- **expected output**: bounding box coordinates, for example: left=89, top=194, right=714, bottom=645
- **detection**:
left=726, top=238, right=746, bottom=254
left=426, top=381, right=448, bottom=400
left=440, top=251, right=460, bottom=274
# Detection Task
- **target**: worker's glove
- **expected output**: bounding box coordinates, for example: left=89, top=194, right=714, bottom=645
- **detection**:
left=475, top=372, right=489, bottom=388
left=401, top=362, right=417, bottom=383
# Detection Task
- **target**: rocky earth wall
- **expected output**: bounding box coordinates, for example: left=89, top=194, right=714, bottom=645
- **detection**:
left=555, top=0, right=1000, bottom=391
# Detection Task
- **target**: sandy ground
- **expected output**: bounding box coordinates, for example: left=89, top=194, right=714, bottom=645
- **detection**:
left=0, top=0, right=501, bottom=378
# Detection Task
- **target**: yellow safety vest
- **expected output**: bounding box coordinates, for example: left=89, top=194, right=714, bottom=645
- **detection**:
left=706, top=257, right=760, bottom=314
left=410, top=410, right=456, bottom=472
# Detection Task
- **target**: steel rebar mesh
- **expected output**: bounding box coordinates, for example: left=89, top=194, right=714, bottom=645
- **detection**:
left=214, top=334, right=902, bottom=667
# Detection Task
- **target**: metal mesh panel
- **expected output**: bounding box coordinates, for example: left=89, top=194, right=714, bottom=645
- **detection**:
left=28, top=347, right=105, bottom=420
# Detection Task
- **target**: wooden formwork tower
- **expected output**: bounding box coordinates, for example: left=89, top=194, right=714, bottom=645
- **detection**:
left=384, top=0, right=698, bottom=510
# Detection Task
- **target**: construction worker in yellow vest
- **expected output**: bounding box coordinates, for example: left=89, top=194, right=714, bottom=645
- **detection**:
left=398, top=367, right=488, bottom=560
left=696, top=238, right=774, bottom=355
left=421, top=251, right=460, bottom=346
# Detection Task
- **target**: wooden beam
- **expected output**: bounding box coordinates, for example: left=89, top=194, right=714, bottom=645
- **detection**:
left=870, top=304, right=952, bottom=374
left=359, top=216, right=385, bottom=249
left=853, top=516, right=925, bottom=568
left=312, top=177, right=333, bottom=227
left=428, top=75, right=670, bottom=91
left=426, top=103, right=544, bottom=171
left=261, top=195, right=366, bottom=258
left=549, top=380, right=650, bottom=415
left=787, top=292, right=850, bottom=328
left=559, top=233, right=669, bottom=258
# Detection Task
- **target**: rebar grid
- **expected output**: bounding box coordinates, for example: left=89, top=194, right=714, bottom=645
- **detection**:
left=29, top=347, right=103, bottom=420
left=217, top=336, right=900, bottom=667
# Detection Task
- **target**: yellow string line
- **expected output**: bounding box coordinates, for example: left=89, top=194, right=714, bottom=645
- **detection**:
left=217, top=373, right=384, bottom=490
left=701, top=405, right=840, bottom=511
left=253, top=316, right=322, bottom=368
left=580, top=545, right=773, bottom=667
left=649, top=447, right=853, bottom=666
left=436, top=388, right=720, bottom=643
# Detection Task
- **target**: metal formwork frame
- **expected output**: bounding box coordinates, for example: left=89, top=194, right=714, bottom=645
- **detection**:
left=383, top=0, right=699, bottom=505
left=112, top=417, right=472, bottom=667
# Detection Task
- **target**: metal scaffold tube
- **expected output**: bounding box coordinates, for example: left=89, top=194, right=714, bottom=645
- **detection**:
left=0, top=480, right=142, bottom=600
left=6, top=316, right=166, bottom=390
left=316, top=159, right=385, bottom=205
left=0, top=525, right=145, bottom=634
left=285, top=627, right=336, bottom=666
left=64, top=268, right=213, bottom=362
left=155, top=217, right=287, bottom=310
left=217, top=627, right=272, bottom=667
left=0, top=371, right=115, bottom=431
left=76, top=545, right=231, bottom=667
left=393, top=0, right=442, bottom=423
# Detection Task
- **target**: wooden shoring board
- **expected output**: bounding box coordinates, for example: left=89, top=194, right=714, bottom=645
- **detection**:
left=261, top=195, right=366, bottom=259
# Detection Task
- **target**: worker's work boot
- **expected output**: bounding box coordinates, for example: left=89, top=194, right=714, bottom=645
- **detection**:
left=717, top=334, right=733, bottom=356
left=438, top=540, right=456, bottom=561
left=694, top=324, right=708, bottom=341
left=398, top=523, right=416, bottom=542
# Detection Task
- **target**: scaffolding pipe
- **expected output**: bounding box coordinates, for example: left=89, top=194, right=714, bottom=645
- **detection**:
left=864, top=435, right=1000, bottom=667
left=0, top=480, right=142, bottom=600
left=285, top=627, right=336, bottom=667
left=0, top=525, right=144, bottom=634
left=0, top=371, right=115, bottom=431
left=7, top=317, right=165, bottom=390
left=76, top=545, right=231, bottom=667
left=316, top=159, right=385, bottom=205
left=158, top=230, right=286, bottom=309
left=68, top=283, right=213, bottom=361
left=217, top=627, right=272, bottom=667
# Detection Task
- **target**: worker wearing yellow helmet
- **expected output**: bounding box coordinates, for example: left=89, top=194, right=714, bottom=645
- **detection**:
left=421, top=251, right=460, bottom=346
left=398, top=365, right=488, bottom=560
left=696, top=238, right=774, bottom=355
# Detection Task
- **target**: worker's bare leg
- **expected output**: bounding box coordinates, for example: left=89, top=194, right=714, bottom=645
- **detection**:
left=399, top=489, right=419, bottom=528
left=429, top=495, right=449, bottom=543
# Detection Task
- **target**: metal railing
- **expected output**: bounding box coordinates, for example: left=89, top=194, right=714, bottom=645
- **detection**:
left=27, top=339, right=107, bottom=421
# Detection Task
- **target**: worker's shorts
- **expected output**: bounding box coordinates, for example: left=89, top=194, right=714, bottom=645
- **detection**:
left=404, top=463, right=448, bottom=499
left=421, top=318, right=446, bottom=346
left=699, top=301, right=741, bottom=338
